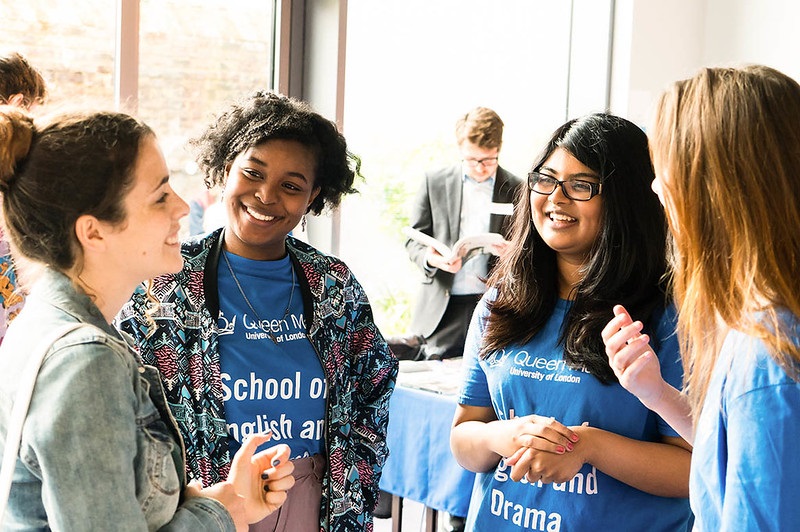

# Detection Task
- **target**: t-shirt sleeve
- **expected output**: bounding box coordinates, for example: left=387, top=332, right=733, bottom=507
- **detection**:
left=721, top=382, right=800, bottom=529
left=458, top=293, right=493, bottom=407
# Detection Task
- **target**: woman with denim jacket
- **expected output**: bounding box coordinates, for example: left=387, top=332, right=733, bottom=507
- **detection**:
left=0, top=105, right=295, bottom=530
left=117, top=91, right=398, bottom=532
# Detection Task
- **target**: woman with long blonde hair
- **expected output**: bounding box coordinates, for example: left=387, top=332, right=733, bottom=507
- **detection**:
left=603, top=64, right=800, bottom=529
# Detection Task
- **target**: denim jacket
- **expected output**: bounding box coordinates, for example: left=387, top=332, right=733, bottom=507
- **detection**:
left=117, top=229, right=398, bottom=532
left=0, top=269, right=234, bottom=531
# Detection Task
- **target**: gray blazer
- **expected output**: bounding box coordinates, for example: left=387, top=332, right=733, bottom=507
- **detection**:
left=405, top=165, right=522, bottom=338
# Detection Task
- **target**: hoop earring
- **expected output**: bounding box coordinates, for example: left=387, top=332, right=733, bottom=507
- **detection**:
left=301, top=215, right=307, bottom=232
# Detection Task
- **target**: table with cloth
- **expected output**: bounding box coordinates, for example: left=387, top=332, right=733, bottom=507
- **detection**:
left=379, top=359, right=476, bottom=532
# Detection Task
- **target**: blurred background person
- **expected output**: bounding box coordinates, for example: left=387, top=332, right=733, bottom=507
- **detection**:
left=404, top=106, right=522, bottom=362
left=397, top=106, right=522, bottom=531
left=0, top=51, right=47, bottom=344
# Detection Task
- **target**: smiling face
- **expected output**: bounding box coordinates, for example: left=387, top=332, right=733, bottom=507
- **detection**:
left=106, top=135, right=189, bottom=283
left=531, top=147, right=603, bottom=266
left=222, top=139, right=321, bottom=260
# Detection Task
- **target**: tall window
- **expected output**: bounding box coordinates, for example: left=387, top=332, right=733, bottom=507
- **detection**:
left=138, top=0, right=275, bottom=222
left=1, top=0, right=277, bottom=236
left=1, top=1, right=117, bottom=109
left=340, top=0, right=613, bottom=336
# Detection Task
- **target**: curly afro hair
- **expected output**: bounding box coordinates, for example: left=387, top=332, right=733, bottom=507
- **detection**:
left=191, top=90, right=360, bottom=215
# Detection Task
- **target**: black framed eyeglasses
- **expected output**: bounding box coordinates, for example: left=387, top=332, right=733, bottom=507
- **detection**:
left=463, top=157, right=498, bottom=168
left=527, top=171, right=602, bottom=201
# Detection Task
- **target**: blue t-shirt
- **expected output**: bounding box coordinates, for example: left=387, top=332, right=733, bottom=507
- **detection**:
left=218, top=251, right=326, bottom=459
left=459, top=297, right=692, bottom=531
left=691, top=308, right=800, bottom=531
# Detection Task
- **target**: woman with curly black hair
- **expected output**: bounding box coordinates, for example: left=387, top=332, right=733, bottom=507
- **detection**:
left=117, top=91, right=398, bottom=532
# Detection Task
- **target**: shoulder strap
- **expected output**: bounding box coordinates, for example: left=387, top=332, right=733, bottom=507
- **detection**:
left=0, top=322, right=86, bottom=523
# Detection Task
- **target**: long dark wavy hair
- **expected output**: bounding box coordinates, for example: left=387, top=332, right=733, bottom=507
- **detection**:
left=481, top=113, right=669, bottom=383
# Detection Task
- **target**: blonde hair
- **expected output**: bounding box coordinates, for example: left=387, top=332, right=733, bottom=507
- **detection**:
left=649, top=65, right=800, bottom=417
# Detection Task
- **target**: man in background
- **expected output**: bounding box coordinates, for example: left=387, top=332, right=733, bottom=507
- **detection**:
left=399, top=106, right=521, bottom=532
left=405, top=106, right=522, bottom=361
left=0, top=51, right=47, bottom=343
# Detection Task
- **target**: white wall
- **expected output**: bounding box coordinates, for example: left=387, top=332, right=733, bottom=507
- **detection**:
left=610, top=0, right=706, bottom=126
left=703, top=0, right=800, bottom=80
left=611, top=0, right=800, bottom=127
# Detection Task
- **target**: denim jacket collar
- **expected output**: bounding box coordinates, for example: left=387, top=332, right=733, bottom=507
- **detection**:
left=31, top=268, right=120, bottom=337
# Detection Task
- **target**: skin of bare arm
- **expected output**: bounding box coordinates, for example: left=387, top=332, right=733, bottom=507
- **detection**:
left=506, top=428, right=691, bottom=498
left=602, top=304, right=695, bottom=444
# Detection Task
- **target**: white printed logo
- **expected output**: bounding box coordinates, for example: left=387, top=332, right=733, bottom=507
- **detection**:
left=218, top=310, right=236, bottom=336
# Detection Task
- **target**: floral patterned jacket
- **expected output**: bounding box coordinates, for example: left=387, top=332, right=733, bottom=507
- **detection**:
left=116, top=229, right=398, bottom=532
left=0, top=229, right=25, bottom=344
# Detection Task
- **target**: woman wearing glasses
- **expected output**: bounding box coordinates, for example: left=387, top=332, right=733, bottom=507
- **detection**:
left=450, top=113, right=692, bottom=531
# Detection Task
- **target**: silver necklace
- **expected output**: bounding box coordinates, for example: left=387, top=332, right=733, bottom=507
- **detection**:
left=221, top=250, right=296, bottom=344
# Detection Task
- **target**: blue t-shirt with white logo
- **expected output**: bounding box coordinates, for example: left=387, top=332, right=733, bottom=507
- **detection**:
left=218, top=251, right=326, bottom=459
left=691, top=308, right=800, bottom=530
left=459, top=296, right=692, bottom=531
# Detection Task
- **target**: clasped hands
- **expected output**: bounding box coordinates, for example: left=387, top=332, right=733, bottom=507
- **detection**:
left=496, top=415, right=586, bottom=485
left=186, top=432, right=295, bottom=531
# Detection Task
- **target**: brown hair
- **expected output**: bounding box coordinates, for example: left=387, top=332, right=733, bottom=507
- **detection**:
left=0, top=52, right=47, bottom=108
left=0, top=106, right=152, bottom=271
left=649, top=65, right=800, bottom=416
left=455, top=107, right=504, bottom=149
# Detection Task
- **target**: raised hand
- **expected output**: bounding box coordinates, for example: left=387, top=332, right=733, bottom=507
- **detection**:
left=601, top=304, right=668, bottom=409
left=228, top=433, right=295, bottom=525
left=602, top=305, right=695, bottom=444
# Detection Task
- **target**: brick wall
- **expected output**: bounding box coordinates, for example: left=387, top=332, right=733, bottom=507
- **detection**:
left=2, top=0, right=274, bottom=234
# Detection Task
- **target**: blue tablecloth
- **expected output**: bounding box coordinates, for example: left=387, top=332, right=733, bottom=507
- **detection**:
left=379, top=384, right=476, bottom=517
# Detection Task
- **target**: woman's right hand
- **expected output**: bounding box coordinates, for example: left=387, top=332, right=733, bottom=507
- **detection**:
left=493, top=414, right=579, bottom=458
left=189, top=433, right=295, bottom=531
left=452, top=405, right=578, bottom=474
left=601, top=304, right=668, bottom=409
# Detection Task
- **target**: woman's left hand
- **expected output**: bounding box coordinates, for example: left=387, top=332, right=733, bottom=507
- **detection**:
left=504, top=444, right=586, bottom=484
left=602, top=305, right=668, bottom=409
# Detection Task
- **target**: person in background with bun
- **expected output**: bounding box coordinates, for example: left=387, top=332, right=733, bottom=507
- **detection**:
left=0, top=104, right=294, bottom=530
left=0, top=51, right=48, bottom=344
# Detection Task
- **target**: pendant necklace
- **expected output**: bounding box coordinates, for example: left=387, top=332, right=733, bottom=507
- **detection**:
left=221, top=250, right=296, bottom=344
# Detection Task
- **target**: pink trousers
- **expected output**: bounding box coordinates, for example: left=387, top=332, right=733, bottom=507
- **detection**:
left=249, top=454, right=327, bottom=532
